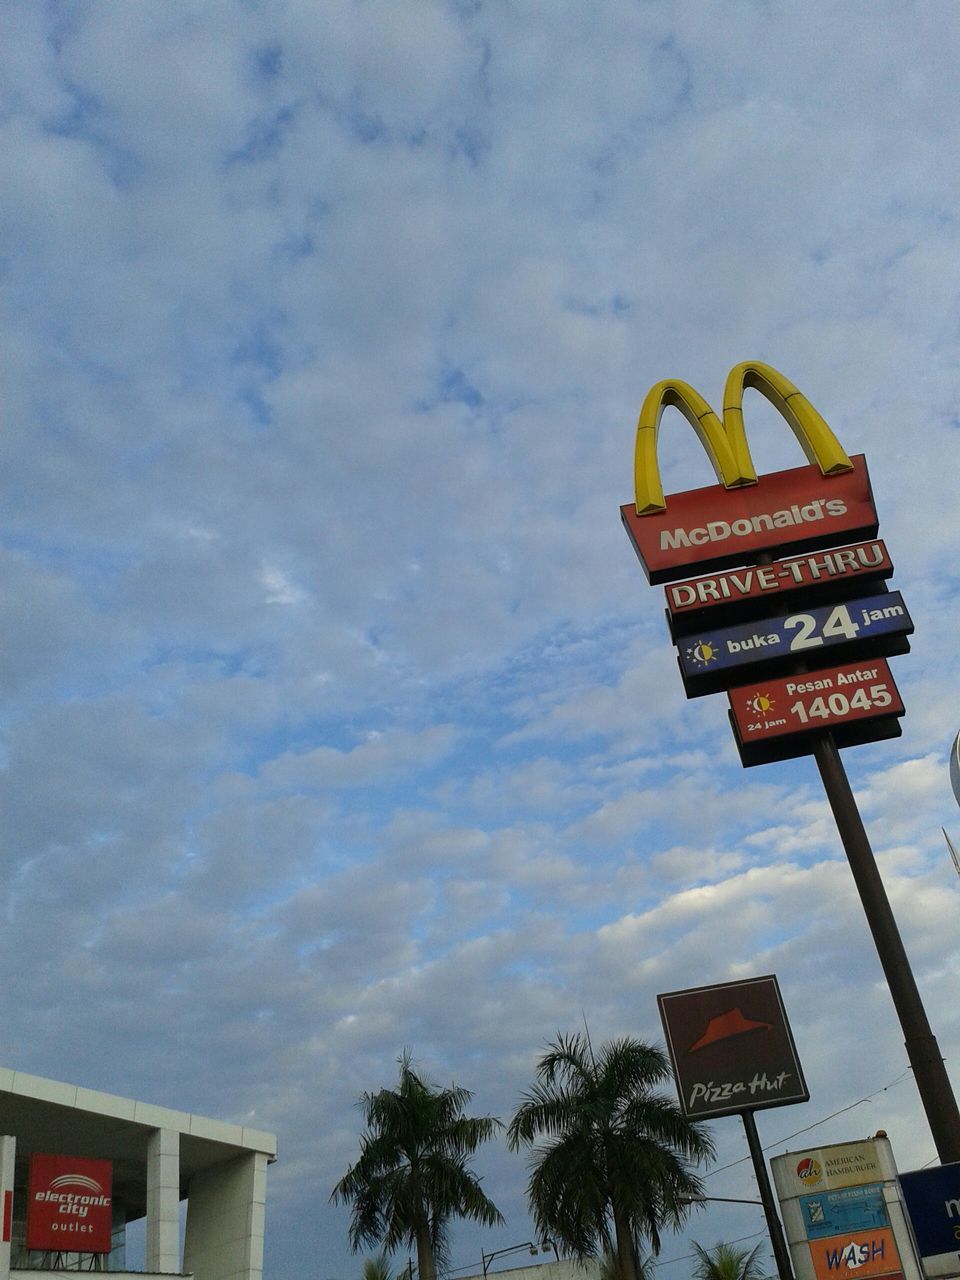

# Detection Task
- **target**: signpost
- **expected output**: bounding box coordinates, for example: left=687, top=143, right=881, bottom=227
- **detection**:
left=659, top=976, right=806, bottom=1280
left=623, top=364, right=960, bottom=1220
left=772, top=1138, right=924, bottom=1280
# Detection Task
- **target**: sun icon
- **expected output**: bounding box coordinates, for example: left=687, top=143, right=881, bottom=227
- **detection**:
left=685, top=639, right=718, bottom=668
left=747, top=692, right=775, bottom=718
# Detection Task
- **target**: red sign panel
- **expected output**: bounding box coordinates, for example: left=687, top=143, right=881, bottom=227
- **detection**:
left=666, top=540, right=893, bottom=626
left=808, top=1229, right=902, bottom=1280
left=621, top=454, right=877, bottom=585
left=658, top=975, right=808, bottom=1119
left=729, top=659, right=904, bottom=747
left=27, top=1154, right=113, bottom=1253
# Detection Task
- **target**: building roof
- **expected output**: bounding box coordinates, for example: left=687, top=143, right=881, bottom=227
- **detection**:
left=0, top=1067, right=277, bottom=1221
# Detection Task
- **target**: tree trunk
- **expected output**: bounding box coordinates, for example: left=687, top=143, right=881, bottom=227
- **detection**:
left=612, top=1201, right=638, bottom=1280
left=414, top=1221, right=436, bottom=1280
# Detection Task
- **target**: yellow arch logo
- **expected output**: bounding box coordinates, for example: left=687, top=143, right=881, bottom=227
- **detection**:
left=634, top=361, right=854, bottom=515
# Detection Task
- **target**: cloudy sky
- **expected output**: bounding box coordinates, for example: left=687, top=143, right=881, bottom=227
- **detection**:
left=3, top=2, right=960, bottom=1277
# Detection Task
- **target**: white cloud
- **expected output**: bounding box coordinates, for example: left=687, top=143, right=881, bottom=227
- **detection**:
left=2, top=3, right=960, bottom=1276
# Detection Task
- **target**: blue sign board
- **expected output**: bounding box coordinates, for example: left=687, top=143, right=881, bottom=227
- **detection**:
left=799, top=1184, right=889, bottom=1240
left=678, top=591, right=912, bottom=693
left=899, top=1163, right=960, bottom=1260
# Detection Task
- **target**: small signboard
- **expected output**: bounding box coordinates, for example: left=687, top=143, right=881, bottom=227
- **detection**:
left=807, top=1228, right=902, bottom=1280
left=27, top=1154, right=113, bottom=1253
left=666, top=540, right=894, bottom=637
left=621, top=454, right=878, bottom=585
left=728, top=658, right=905, bottom=766
left=677, top=592, right=912, bottom=697
left=657, top=974, right=808, bottom=1120
left=800, top=1184, right=889, bottom=1240
left=776, top=1142, right=890, bottom=1198
left=898, top=1163, right=960, bottom=1277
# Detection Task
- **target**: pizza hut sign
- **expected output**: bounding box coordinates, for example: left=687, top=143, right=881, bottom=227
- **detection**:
left=27, top=1154, right=113, bottom=1253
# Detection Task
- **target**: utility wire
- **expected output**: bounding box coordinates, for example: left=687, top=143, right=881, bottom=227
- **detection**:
left=703, top=1069, right=912, bottom=1182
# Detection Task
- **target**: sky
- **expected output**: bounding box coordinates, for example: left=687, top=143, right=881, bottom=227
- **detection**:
left=2, top=2, right=960, bottom=1278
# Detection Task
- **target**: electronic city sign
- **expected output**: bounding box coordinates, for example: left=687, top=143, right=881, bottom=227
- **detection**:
left=678, top=592, right=912, bottom=697
left=27, top=1154, right=113, bottom=1253
left=621, top=361, right=906, bottom=764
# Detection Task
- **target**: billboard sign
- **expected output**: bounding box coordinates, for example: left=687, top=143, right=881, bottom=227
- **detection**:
left=898, top=1163, right=960, bottom=1273
left=622, top=454, right=878, bottom=585
left=800, top=1185, right=890, bottom=1240
left=657, top=974, right=808, bottom=1119
left=666, top=540, right=894, bottom=635
left=728, top=658, right=904, bottom=765
left=808, top=1228, right=902, bottom=1280
left=27, top=1154, right=113, bottom=1253
left=677, top=591, right=911, bottom=696
left=777, top=1142, right=888, bottom=1197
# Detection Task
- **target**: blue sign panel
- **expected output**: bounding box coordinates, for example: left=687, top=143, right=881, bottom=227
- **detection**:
left=899, top=1163, right=960, bottom=1260
left=800, top=1184, right=889, bottom=1240
left=678, top=592, right=912, bottom=694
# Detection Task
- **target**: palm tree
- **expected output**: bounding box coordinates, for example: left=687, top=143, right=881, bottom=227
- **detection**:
left=507, top=1033, right=714, bottom=1280
left=331, top=1051, right=504, bottom=1280
left=691, top=1241, right=768, bottom=1280
left=361, top=1255, right=393, bottom=1280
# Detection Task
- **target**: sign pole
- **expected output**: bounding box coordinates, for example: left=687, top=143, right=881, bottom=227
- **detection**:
left=812, top=731, right=960, bottom=1163
left=740, top=1109, right=795, bottom=1280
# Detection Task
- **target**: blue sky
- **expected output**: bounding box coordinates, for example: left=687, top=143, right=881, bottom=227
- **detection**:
left=3, top=3, right=960, bottom=1278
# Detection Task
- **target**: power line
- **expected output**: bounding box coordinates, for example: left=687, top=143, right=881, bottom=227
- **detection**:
left=703, top=1069, right=912, bottom=1182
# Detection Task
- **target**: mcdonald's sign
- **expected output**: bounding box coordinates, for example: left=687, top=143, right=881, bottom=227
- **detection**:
left=620, top=362, right=878, bottom=584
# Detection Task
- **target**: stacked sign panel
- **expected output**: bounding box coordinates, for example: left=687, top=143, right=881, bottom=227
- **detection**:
left=621, top=452, right=909, bottom=768
left=771, top=1139, right=923, bottom=1280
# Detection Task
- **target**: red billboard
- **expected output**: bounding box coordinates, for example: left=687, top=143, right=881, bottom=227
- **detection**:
left=621, top=454, right=877, bottom=585
left=27, top=1154, right=113, bottom=1253
left=728, top=658, right=904, bottom=767
left=666, top=540, right=894, bottom=636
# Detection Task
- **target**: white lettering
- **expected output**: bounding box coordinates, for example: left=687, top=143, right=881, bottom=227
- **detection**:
left=660, top=496, right=852, bottom=553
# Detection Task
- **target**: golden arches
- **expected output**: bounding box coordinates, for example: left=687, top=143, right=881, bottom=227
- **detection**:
left=634, top=361, right=853, bottom=515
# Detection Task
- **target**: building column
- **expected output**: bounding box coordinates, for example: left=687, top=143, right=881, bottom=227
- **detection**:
left=183, top=1151, right=268, bottom=1280
left=0, top=1136, right=15, bottom=1280
left=146, top=1128, right=180, bottom=1274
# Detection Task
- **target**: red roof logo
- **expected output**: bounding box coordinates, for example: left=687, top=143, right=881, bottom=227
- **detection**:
left=688, top=1006, right=772, bottom=1052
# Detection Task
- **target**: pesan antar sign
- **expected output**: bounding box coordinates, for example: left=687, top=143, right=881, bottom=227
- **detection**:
left=27, top=1154, right=113, bottom=1253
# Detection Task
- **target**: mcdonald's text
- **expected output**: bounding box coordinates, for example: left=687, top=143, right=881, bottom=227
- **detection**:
left=621, top=454, right=877, bottom=584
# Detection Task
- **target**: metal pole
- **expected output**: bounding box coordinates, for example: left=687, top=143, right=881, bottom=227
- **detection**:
left=812, top=731, right=960, bottom=1163
left=740, top=1110, right=794, bottom=1280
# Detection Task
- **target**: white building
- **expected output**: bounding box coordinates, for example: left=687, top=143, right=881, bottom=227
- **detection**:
left=0, top=1067, right=276, bottom=1280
